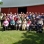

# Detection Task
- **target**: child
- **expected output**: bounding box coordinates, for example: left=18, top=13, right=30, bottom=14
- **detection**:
left=16, top=18, right=22, bottom=30
left=26, top=19, right=31, bottom=31
left=10, top=18, right=15, bottom=29
left=3, top=19, right=9, bottom=31
left=22, top=19, right=27, bottom=30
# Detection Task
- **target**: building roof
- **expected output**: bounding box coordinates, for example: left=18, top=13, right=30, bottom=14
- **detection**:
left=0, top=0, right=44, bottom=7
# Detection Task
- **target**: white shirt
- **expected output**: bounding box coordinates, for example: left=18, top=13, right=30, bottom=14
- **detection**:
left=38, top=20, right=43, bottom=25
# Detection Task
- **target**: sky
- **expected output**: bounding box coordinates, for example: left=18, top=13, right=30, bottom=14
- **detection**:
left=0, top=0, right=2, bottom=2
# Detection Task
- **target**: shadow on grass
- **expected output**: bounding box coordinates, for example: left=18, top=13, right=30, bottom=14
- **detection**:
left=0, top=27, right=16, bottom=31
left=0, top=27, right=3, bottom=31
left=13, top=31, right=44, bottom=44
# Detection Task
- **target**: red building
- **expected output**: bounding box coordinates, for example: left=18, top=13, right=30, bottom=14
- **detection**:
left=1, top=4, right=44, bottom=14
left=0, top=0, right=44, bottom=13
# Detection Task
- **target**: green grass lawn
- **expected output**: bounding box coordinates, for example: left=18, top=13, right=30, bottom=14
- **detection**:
left=0, top=22, right=44, bottom=44
left=0, top=30, right=44, bottom=44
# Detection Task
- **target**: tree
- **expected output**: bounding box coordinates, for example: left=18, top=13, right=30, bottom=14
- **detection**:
left=0, top=2, right=3, bottom=5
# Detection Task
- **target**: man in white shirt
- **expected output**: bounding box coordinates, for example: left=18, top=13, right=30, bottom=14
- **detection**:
left=36, top=18, right=43, bottom=33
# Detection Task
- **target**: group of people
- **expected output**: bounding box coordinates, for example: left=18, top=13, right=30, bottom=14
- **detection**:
left=0, top=12, right=44, bottom=33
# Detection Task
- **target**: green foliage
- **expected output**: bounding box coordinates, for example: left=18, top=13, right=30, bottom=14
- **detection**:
left=0, top=2, right=3, bottom=5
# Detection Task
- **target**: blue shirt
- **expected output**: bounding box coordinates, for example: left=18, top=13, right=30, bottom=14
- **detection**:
left=10, top=20, right=15, bottom=25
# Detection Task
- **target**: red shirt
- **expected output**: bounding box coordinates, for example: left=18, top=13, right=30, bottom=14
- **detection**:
left=27, top=21, right=31, bottom=25
left=14, top=17, right=18, bottom=21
